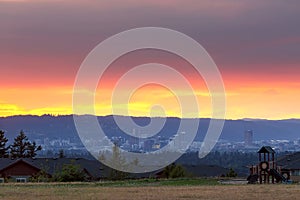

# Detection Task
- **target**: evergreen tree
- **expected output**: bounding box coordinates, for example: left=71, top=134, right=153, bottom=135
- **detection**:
left=10, top=130, right=42, bottom=158
left=26, top=141, right=42, bottom=158
left=58, top=149, right=65, bottom=158
left=10, top=130, right=27, bottom=158
left=0, top=130, right=9, bottom=158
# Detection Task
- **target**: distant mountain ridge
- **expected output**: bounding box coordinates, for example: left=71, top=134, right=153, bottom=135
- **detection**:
left=0, top=115, right=299, bottom=142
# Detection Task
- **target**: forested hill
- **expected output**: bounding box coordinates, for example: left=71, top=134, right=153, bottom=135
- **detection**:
left=0, top=115, right=299, bottom=142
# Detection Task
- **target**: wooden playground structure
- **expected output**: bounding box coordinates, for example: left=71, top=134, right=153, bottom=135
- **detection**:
left=248, top=146, right=290, bottom=184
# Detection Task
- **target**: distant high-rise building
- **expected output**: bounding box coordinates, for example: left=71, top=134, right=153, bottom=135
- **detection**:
left=244, top=130, right=253, bottom=146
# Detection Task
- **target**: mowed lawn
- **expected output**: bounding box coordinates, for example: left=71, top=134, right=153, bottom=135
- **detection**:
left=0, top=180, right=299, bottom=200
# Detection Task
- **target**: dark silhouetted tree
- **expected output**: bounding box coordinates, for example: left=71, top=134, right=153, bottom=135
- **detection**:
left=10, top=130, right=42, bottom=158
left=58, top=149, right=65, bottom=158
left=226, top=168, right=237, bottom=177
left=163, top=163, right=186, bottom=179
left=10, top=130, right=27, bottom=158
left=0, top=130, right=9, bottom=158
left=26, top=141, right=42, bottom=158
left=53, top=163, right=86, bottom=182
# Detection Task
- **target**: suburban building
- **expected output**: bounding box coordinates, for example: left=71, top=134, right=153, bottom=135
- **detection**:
left=0, top=157, right=230, bottom=182
left=244, top=130, right=253, bottom=146
left=277, top=152, right=300, bottom=182
left=0, top=158, right=104, bottom=182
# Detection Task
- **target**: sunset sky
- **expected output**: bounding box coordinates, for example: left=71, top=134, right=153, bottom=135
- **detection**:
left=1, top=0, right=299, bottom=119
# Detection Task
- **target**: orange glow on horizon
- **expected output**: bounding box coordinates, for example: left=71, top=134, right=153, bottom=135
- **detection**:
left=1, top=74, right=300, bottom=120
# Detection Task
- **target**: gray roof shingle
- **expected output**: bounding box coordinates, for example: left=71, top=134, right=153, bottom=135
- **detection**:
left=277, top=152, right=300, bottom=170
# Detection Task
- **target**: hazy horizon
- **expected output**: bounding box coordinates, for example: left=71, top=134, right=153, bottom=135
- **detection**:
left=1, top=113, right=300, bottom=121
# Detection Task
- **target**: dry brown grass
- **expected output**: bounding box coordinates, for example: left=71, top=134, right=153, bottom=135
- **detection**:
left=0, top=183, right=299, bottom=200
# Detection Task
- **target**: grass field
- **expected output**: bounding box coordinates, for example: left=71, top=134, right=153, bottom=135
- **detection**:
left=0, top=179, right=299, bottom=200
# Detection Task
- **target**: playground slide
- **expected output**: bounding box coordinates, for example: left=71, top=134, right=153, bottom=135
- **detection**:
left=270, top=169, right=287, bottom=183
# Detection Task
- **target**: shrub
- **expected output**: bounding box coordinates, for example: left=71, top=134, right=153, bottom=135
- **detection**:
left=53, top=164, right=86, bottom=182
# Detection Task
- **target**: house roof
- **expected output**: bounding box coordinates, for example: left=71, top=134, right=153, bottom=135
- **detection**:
left=0, top=158, right=105, bottom=179
left=0, top=158, right=234, bottom=179
left=277, top=152, right=300, bottom=170
left=181, top=164, right=229, bottom=177
left=257, top=146, right=276, bottom=154
left=0, top=159, right=42, bottom=174
left=0, top=158, right=17, bottom=170
left=0, top=158, right=162, bottom=179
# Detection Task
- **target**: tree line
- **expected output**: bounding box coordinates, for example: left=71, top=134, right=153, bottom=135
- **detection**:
left=0, top=130, right=42, bottom=159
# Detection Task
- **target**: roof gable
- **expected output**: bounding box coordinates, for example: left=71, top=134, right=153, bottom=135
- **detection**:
left=23, top=158, right=104, bottom=179
left=0, top=159, right=41, bottom=175
left=258, top=146, right=276, bottom=154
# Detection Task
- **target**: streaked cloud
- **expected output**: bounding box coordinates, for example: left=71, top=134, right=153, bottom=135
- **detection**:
left=0, top=0, right=299, bottom=119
